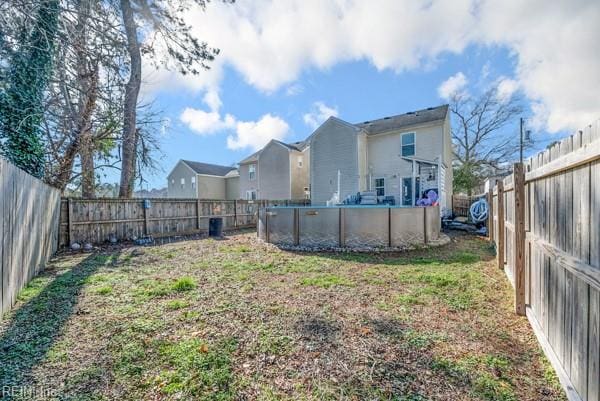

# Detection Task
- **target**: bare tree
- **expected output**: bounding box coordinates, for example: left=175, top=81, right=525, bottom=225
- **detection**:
left=116, top=0, right=224, bottom=198
left=41, top=0, right=125, bottom=196
left=2, top=0, right=226, bottom=197
left=450, top=88, right=525, bottom=195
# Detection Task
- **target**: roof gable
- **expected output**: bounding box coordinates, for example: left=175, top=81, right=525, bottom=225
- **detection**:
left=180, top=160, right=237, bottom=176
left=239, top=139, right=309, bottom=165
left=310, top=116, right=362, bottom=142
left=356, top=105, right=448, bottom=135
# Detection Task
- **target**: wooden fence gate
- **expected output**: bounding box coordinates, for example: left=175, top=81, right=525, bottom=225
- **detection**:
left=487, top=123, right=599, bottom=401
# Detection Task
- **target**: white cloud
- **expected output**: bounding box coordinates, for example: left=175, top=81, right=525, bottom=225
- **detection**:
left=227, top=114, right=290, bottom=151
left=203, top=90, right=222, bottom=111
left=303, top=101, right=339, bottom=129
left=476, top=0, right=600, bottom=132
left=496, top=77, right=519, bottom=103
left=160, top=117, right=171, bottom=137
left=181, top=95, right=290, bottom=150
left=285, top=83, right=303, bottom=96
left=180, top=108, right=235, bottom=135
left=438, top=72, right=468, bottom=100
left=149, top=0, right=599, bottom=134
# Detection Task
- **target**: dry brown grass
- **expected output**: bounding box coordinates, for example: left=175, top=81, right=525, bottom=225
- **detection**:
left=0, top=230, right=566, bottom=401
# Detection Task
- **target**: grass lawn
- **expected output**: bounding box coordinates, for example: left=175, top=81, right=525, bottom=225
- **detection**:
left=0, top=231, right=566, bottom=401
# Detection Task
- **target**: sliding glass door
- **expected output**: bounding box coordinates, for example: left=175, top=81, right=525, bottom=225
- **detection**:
left=401, top=177, right=420, bottom=206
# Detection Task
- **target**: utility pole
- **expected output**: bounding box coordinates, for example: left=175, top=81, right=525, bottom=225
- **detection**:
left=519, top=117, right=524, bottom=164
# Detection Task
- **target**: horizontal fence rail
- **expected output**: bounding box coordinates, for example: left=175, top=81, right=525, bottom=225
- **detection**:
left=487, top=121, right=600, bottom=401
left=1, top=159, right=61, bottom=319
left=59, top=198, right=309, bottom=247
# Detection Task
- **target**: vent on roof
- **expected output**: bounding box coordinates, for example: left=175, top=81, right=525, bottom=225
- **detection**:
left=406, top=111, right=415, bottom=115
left=383, top=116, right=391, bottom=120
left=363, top=121, right=370, bottom=124
left=427, top=107, right=434, bottom=110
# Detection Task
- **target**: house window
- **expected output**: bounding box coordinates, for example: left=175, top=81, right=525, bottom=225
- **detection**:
left=298, top=156, right=303, bottom=168
left=401, top=132, right=415, bottom=157
left=191, top=176, right=196, bottom=189
left=246, top=190, right=257, bottom=200
left=374, top=178, right=385, bottom=196
left=248, top=164, right=256, bottom=181
left=180, top=177, right=185, bottom=189
left=171, top=179, right=174, bottom=185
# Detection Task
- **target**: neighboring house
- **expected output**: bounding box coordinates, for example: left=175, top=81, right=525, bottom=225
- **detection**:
left=238, top=139, right=310, bottom=200
left=310, top=105, right=453, bottom=212
left=167, top=160, right=239, bottom=199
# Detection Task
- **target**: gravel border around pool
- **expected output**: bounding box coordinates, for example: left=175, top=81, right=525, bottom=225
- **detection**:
left=264, top=232, right=452, bottom=253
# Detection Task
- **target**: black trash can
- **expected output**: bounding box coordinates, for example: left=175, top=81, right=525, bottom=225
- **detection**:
left=209, top=218, right=223, bottom=237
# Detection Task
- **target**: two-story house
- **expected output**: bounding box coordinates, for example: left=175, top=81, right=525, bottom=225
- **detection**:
left=309, top=105, right=452, bottom=212
left=238, top=139, right=310, bottom=200
left=167, top=160, right=239, bottom=199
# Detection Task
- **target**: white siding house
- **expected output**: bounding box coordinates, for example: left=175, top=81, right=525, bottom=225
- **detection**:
left=167, top=160, right=239, bottom=199
left=238, top=139, right=310, bottom=200
left=310, top=105, right=453, bottom=212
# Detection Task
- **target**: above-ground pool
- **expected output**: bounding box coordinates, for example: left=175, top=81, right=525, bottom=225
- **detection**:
left=258, top=205, right=440, bottom=249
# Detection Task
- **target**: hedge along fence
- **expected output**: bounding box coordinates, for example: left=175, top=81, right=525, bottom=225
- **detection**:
left=486, top=121, right=600, bottom=401
left=59, top=198, right=310, bottom=247
left=1, top=159, right=61, bottom=319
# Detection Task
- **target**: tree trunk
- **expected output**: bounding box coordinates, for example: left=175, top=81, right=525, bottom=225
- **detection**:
left=76, top=0, right=98, bottom=198
left=49, top=140, right=79, bottom=191
left=80, top=130, right=95, bottom=197
left=118, top=0, right=142, bottom=198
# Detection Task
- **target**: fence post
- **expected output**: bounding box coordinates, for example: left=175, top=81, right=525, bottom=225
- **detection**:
left=265, top=207, right=270, bottom=243
left=339, top=208, right=345, bottom=247
left=422, top=207, right=428, bottom=244
left=513, top=163, right=526, bottom=316
left=487, top=181, right=494, bottom=242
left=67, top=198, right=73, bottom=246
left=143, top=200, right=150, bottom=236
left=388, top=207, right=392, bottom=247
left=233, top=199, right=237, bottom=228
left=293, top=208, right=299, bottom=245
left=196, top=199, right=201, bottom=230
left=497, top=180, right=505, bottom=270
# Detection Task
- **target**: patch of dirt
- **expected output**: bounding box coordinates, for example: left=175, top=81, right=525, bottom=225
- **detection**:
left=295, top=316, right=341, bottom=343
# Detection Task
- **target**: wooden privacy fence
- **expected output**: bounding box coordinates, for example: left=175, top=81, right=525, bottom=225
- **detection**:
left=452, top=194, right=485, bottom=218
left=1, top=159, right=61, bottom=319
left=486, top=122, right=600, bottom=401
left=59, top=198, right=309, bottom=247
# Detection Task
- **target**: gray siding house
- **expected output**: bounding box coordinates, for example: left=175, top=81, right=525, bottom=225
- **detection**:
left=238, top=139, right=310, bottom=200
left=310, top=105, right=453, bottom=212
left=167, top=160, right=239, bottom=199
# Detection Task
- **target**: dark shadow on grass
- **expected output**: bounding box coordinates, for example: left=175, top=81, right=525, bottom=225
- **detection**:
left=56, top=228, right=256, bottom=254
left=0, top=252, right=117, bottom=389
left=295, top=315, right=340, bottom=344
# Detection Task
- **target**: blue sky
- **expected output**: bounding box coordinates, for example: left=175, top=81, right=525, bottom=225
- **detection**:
left=114, top=0, right=599, bottom=190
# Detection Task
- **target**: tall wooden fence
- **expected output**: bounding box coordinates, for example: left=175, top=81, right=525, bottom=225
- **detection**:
left=0, top=159, right=61, bottom=319
left=59, top=198, right=309, bottom=247
left=487, top=123, right=600, bottom=401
